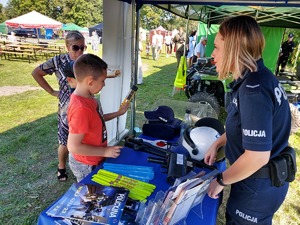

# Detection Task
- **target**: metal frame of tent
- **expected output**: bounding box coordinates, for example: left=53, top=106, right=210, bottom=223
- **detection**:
left=118, top=0, right=300, bottom=134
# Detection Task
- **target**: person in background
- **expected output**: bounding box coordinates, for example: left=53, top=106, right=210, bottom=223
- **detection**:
left=205, top=15, right=291, bottom=225
left=164, top=31, right=172, bottom=57
left=91, top=31, right=99, bottom=55
left=8, top=31, right=17, bottom=42
left=156, top=30, right=163, bottom=58
left=173, top=27, right=186, bottom=54
left=187, top=30, right=197, bottom=67
left=137, top=34, right=143, bottom=85
left=67, top=54, right=130, bottom=182
left=32, top=31, right=86, bottom=181
left=175, top=39, right=189, bottom=68
left=151, top=30, right=158, bottom=60
left=276, top=33, right=295, bottom=74
left=192, top=36, right=207, bottom=64
left=145, top=39, right=151, bottom=59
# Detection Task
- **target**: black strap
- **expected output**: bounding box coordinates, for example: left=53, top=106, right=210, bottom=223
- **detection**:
left=248, top=165, right=270, bottom=179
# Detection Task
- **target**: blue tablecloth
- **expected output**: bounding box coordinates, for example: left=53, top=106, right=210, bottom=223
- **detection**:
left=37, top=137, right=226, bottom=225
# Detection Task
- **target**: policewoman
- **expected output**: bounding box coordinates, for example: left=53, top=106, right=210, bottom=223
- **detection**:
left=204, top=16, right=291, bottom=224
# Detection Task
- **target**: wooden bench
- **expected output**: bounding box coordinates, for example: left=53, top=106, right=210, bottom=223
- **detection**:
left=1, top=50, right=37, bottom=63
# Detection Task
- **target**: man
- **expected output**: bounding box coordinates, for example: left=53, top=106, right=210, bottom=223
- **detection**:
left=173, top=27, right=186, bottom=53
left=192, top=36, right=207, bottom=63
left=156, top=30, right=163, bottom=59
left=276, top=33, right=295, bottom=74
left=151, top=30, right=158, bottom=60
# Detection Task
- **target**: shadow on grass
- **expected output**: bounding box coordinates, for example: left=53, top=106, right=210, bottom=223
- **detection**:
left=0, top=113, right=75, bottom=225
left=134, top=56, right=188, bottom=125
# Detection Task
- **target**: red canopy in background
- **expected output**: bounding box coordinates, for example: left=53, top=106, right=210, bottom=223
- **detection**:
left=155, top=25, right=167, bottom=31
left=5, top=10, right=62, bottom=29
left=149, top=26, right=169, bottom=45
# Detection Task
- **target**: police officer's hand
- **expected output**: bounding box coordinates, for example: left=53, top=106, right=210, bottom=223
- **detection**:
left=204, top=144, right=218, bottom=166
left=207, top=179, right=224, bottom=199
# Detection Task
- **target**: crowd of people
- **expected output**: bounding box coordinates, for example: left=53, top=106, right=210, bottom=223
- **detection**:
left=146, top=26, right=209, bottom=68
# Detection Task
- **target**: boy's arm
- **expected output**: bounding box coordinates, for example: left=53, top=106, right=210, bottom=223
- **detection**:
left=103, top=102, right=130, bottom=121
left=107, top=69, right=121, bottom=78
left=68, top=133, right=122, bottom=158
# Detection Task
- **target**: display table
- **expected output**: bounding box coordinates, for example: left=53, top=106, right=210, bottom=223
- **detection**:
left=38, top=136, right=226, bottom=225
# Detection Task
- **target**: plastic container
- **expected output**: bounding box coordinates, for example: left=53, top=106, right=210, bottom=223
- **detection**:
left=180, top=109, right=192, bottom=135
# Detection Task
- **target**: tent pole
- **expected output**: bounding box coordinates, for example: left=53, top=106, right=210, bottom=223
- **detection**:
left=183, top=5, right=190, bottom=56
left=35, top=28, right=40, bottom=43
left=130, top=0, right=139, bottom=136
left=293, top=44, right=300, bottom=72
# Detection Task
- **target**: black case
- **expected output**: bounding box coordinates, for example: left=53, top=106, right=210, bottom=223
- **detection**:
left=142, top=118, right=182, bottom=140
left=280, top=146, right=297, bottom=182
left=270, top=156, right=288, bottom=187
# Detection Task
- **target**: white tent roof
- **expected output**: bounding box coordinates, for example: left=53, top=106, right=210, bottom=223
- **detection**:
left=5, top=10, right=62, bottom=29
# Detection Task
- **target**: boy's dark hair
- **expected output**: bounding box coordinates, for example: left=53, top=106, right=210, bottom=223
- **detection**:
left=64, top=61, right=75, bottom=79
left=74, top=54, right=108, bottom=81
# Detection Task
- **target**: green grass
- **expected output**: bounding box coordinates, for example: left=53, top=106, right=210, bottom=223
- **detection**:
left=0, top=43, right=299, bottom=225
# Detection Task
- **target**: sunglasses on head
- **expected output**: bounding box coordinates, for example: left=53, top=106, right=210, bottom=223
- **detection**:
left=71, top=45, right=86, bottom=52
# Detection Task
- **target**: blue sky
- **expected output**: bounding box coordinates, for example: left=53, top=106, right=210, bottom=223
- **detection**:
left=0, top=0, right=8, bottom=6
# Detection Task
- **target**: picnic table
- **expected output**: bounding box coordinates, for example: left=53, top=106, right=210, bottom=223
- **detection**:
left=1, top=43, right=38, bottom=63
left=0, top=42, right=67, bottom=62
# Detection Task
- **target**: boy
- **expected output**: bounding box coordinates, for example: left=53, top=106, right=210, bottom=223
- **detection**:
left=67, top=54, right=130, bottom=182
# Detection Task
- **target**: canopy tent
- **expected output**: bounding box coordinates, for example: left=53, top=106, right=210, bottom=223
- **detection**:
left=89, top=23, right=103, bottom=36
left=0, top=22, right=7, bottom=34
left=5, top=10, right=62, bottom=29
left=62, top=23, right=84, bottom=31
left=5, top=10, right=62, bottom=41
left=139, top=27, right=149, bottom=40
left=155, top=25, right=167, bottom=31
left=99, top=0, right=300, bottom=146
left=152, top=5, right=300, bottom=29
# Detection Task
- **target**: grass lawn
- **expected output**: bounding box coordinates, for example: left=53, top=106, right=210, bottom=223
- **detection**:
left=0, top=42, right=299, bottom=225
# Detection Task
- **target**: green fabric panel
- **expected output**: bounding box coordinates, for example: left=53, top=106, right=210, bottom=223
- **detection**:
left=197, top=22, right=219, bottom=56
left=0, top=22, right=7, bottom=34
left=206, top=25, right=219, bottom=57
left=261, top=26, right=284, bottom=73
left=197, top=22, right=284, bottom=73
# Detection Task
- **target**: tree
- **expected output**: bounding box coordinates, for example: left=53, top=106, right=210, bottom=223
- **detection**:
left=140, top=5, right=198, bottom=33
left=0, top=4, right=6, bottom=22
left=3, top=0, right=103, bottom=27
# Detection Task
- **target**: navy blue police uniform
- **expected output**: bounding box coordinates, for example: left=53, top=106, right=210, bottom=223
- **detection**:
left=225, top=59, right=291, bottom=225
left=278, top=40, right=295, bottom=72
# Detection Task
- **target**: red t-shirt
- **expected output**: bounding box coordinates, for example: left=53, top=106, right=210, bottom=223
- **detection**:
left=68, top=94, right=107, bottom=165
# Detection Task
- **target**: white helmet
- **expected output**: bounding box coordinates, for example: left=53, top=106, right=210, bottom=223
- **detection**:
left=181, top=117, right=224, bottom=162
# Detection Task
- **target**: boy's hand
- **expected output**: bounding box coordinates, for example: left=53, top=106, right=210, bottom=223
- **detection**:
left=114, top=70, right=121, bottom=77
left=119, top=102, right=130, bottom=115
left=104, top=146, right=122, bottom=158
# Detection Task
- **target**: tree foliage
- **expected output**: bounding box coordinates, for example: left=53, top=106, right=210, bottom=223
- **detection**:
left=0, top=4, right=6, bottom=22
left=1, top=0, right=103, bottom=27
left=139, top=5, right=198, bottom=32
